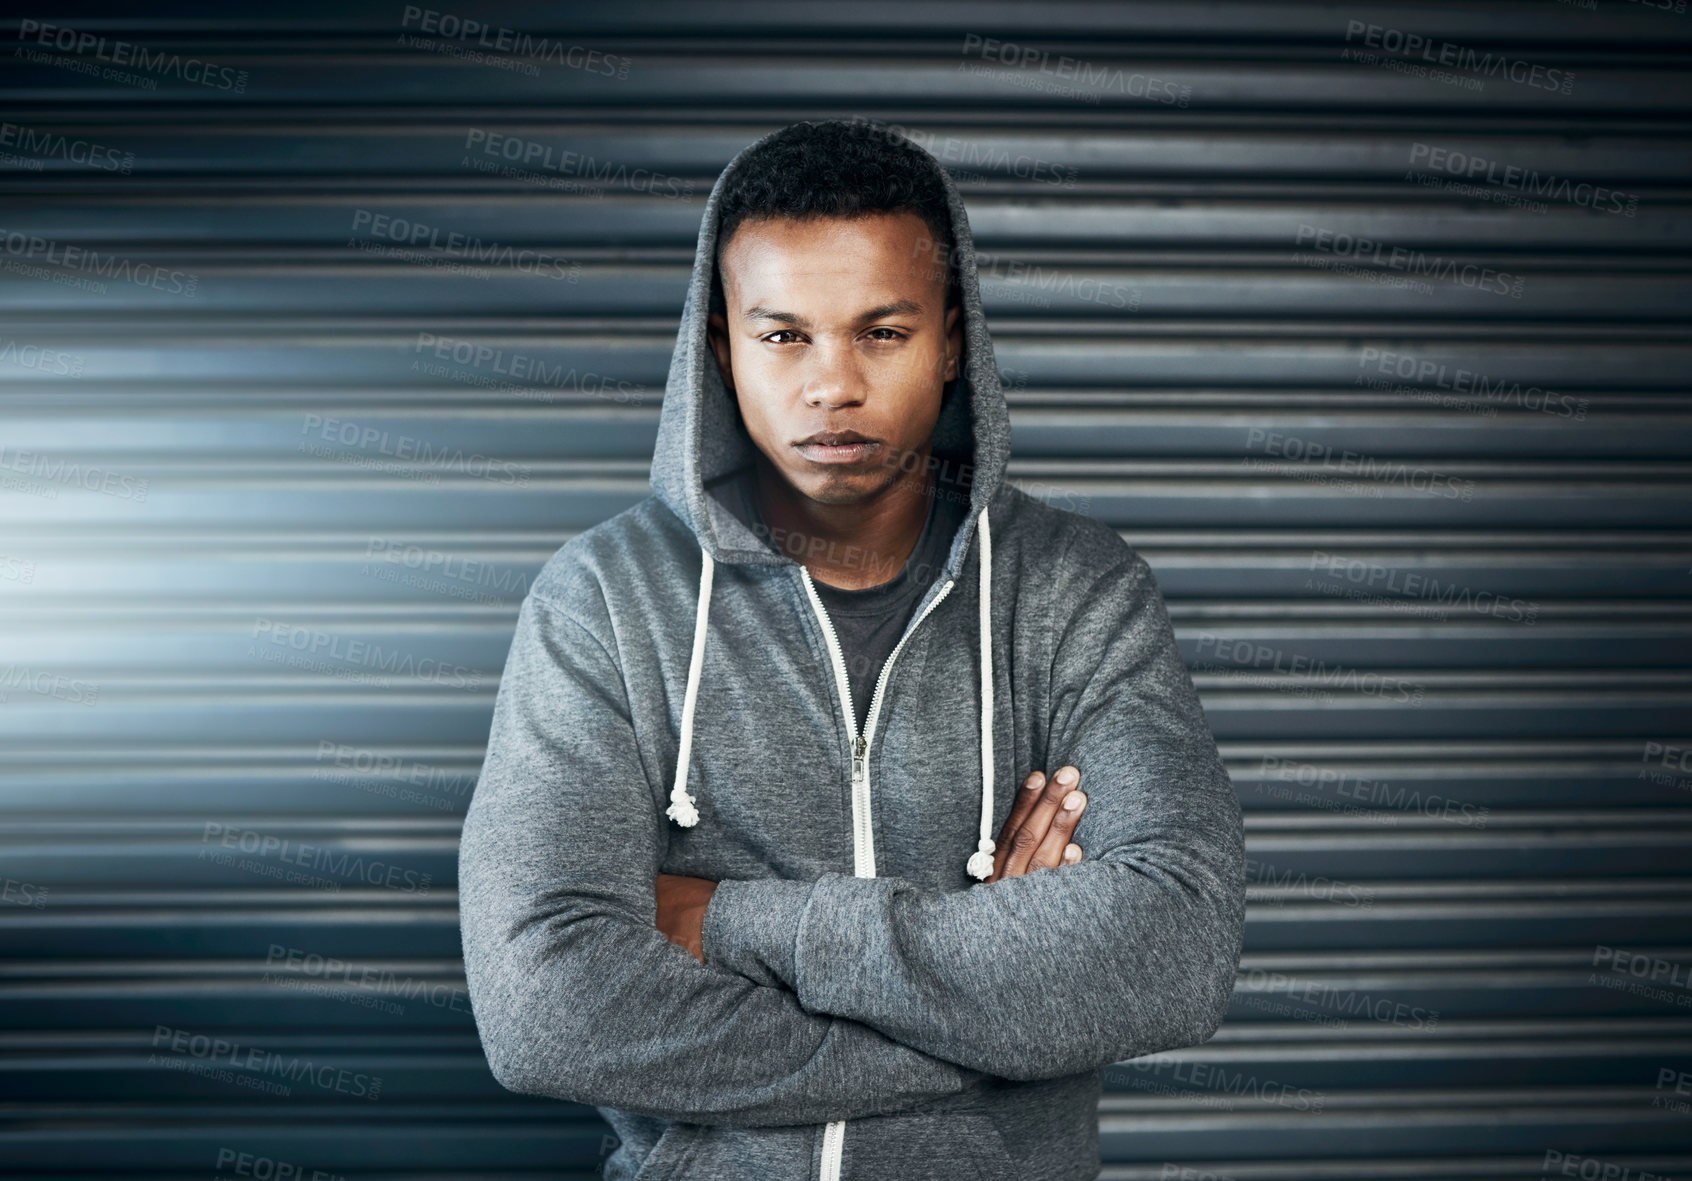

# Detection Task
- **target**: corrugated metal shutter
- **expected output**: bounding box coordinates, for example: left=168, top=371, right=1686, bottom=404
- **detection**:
left=3, top=2, right=1689, bottom=1177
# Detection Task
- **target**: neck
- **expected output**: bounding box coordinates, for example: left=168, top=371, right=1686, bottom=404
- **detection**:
left=755, top=452, right=935, bottom=591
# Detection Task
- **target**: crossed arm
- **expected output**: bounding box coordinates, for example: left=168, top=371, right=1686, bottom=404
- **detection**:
left=459, top=545, right=1244, bottom=1122
left=655, top=763, right=1093, bottom=960
left=650, top=549, right=1244, bottom=1082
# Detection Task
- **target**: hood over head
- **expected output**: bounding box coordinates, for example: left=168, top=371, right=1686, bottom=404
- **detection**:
left=649, top=120, right=1011, bottom=881
left=649, top=118, right=1012, bottom=581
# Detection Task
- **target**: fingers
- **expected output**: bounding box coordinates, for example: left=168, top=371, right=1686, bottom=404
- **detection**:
left=1028, top=785, right=1085, bottom=872
left=998, top=766, right=1083, bottom=880
left=988, top=768, right=1055, bottom=879
left=991, top=770, right=1048, bottom=881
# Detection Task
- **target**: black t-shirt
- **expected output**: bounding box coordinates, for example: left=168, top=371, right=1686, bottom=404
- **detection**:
left=726, top=464, right=969, bottom=736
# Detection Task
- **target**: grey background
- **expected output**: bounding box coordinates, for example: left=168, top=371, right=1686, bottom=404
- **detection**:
left=1, top=1, right=1689, bottom=1176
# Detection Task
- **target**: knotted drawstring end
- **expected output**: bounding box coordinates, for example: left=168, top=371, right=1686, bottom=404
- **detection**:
left=665, top=790, right=700, bottom=828
left=966, top=838, right=995, bottom=880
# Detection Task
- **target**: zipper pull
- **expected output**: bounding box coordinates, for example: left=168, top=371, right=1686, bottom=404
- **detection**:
left=851, top=735, right=867, bottom=784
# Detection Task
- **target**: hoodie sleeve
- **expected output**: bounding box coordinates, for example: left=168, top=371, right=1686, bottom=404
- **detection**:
left=457, top=589, right=990, bottom=1126
left=700, top=543, right=1247, bottom=1083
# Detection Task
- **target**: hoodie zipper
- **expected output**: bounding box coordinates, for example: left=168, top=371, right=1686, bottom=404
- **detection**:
left=798, top=565, right=956, bottom=1181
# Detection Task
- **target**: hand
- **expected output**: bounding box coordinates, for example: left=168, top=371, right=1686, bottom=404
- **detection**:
left=655, top=872, right=717, bottom=963
left=985, top=766, right=1086, bottom=883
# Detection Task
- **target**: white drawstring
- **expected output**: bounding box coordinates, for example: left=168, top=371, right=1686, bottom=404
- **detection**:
left=666, top=506, right=997, bottom=885
left=965, top=506, right=996, bottom=880
left=665, top=548, right=714, bottom=827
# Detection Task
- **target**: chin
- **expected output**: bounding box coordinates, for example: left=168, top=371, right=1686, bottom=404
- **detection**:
left=798, top=479, right=872, bottom=506
left=779, top=467, right=874, bottom=505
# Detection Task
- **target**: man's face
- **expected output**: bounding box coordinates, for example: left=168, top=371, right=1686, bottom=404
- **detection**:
left=707, top=211, right=962, bottom=508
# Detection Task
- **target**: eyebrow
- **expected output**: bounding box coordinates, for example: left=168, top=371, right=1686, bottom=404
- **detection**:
left=742, top=299, right=925, bottom=329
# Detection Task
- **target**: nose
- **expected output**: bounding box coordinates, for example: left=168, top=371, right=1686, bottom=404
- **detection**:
left=800, top=341, right=867, bottom=410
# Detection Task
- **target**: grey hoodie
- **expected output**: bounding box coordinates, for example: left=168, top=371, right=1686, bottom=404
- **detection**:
left=457, top=122, right=1246, bottom=1181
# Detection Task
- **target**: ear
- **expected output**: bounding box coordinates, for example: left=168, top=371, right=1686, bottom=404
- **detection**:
left=707, top=311, right=735, bottom=393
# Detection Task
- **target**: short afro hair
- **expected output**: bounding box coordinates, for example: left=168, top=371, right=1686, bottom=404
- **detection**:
left=710, top=119, right=960, bottom=316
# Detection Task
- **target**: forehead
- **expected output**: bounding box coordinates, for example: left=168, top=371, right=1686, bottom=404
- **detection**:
left=717, top=212, right=946, bottom=303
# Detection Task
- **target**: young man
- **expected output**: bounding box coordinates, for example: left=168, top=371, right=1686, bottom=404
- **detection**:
left=458, top=120, right=1245, bottom=1181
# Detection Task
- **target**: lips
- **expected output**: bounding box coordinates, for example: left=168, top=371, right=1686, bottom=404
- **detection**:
left=795, top=430, right=880, bottom=465
left=798, top=430, right=875, bottom=446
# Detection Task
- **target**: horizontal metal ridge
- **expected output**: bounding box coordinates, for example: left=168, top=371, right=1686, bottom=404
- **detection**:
left=2, top=389, right=1690, bottom=413
left=7, top=951, right=1667, bottom=980
left=1100, top=1158, right=1692, bottom=1181
left=2, top=529, right=1690, bottom=554
left=4, top=196, right=1689, bottom=248
left=3, top=318, right=1691, bottom=342
left=5, top=886, right=1689, bottom=910
left=0, top=668, right=1686, bottom=690
left=3, top=66, right=1690, bottom=115
left=2, top=3, right=1689, bottom=41
left=1239, top=948, right=1692, bottom=971
left=1245, top=809, right=1692, bottom=830
left=1097, top=1084, right=1682, bottom=1109
left=3, top=814, right=1688, bottom=838
left=0, top=817, right=466, bottom=836
left=2, top=601, right=1686, bottom=621
left=5, top=527, right=1689, bottom=547
left=10, top=456, right=1692, bottom=477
